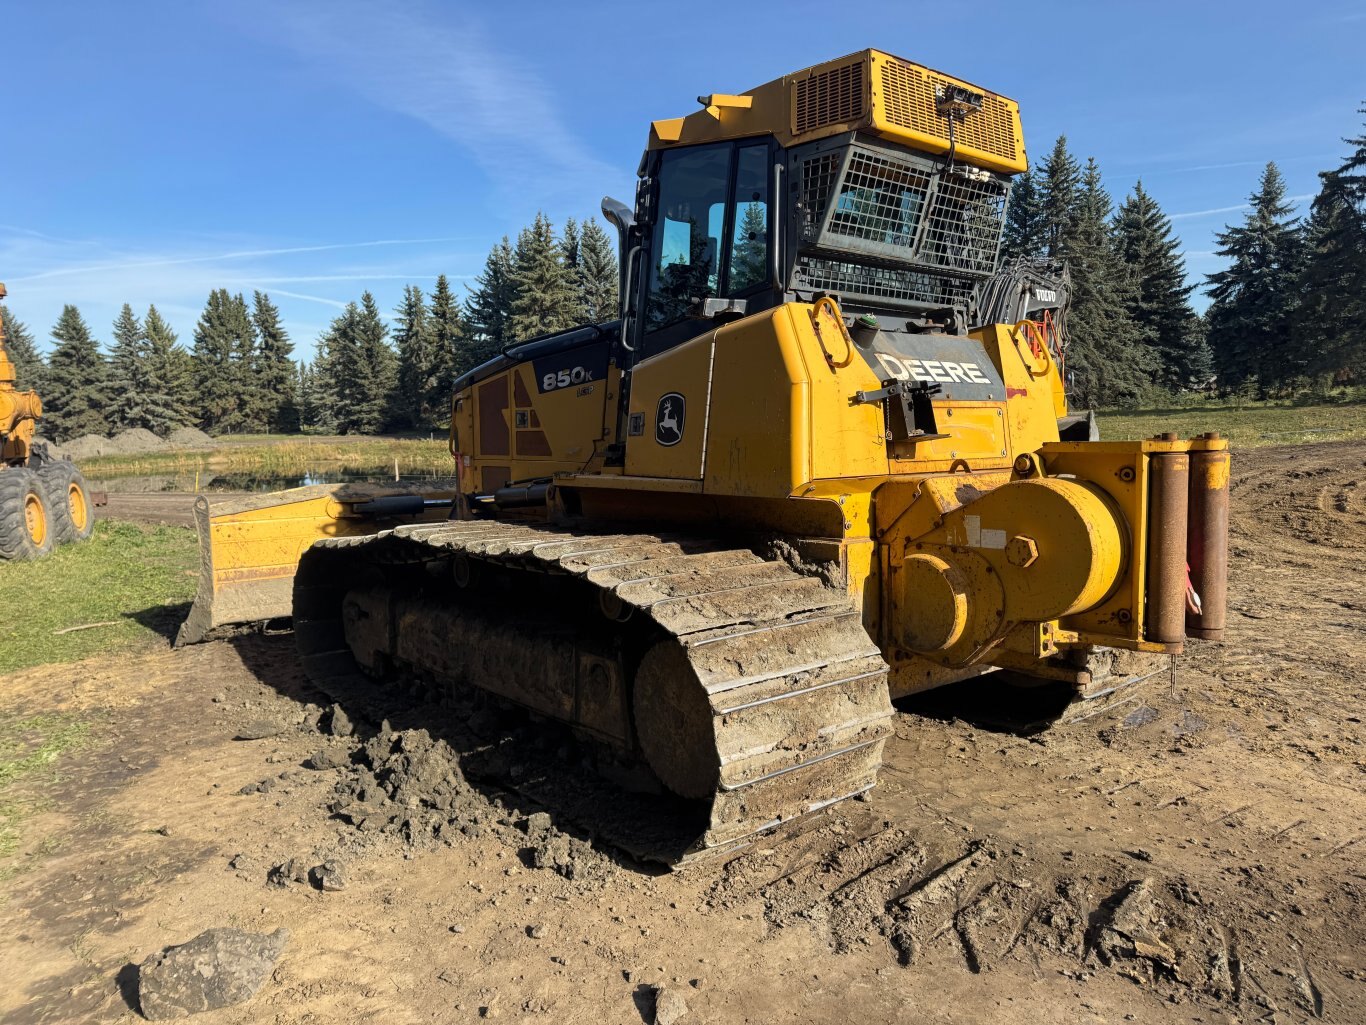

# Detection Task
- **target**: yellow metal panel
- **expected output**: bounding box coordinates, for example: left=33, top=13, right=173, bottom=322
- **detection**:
left=800, top=303, right=889, bottom=485
left=647, top=48, right=1027, bottom=176
left=702, top=302, right=887, bottom=497
left=703, top=308, right=808, bottom=496
left=887, top=402, right=1010, bottom=472
left=971, top=323, right=1065, bottom=456
left=454, top=357, right=621, bottom=493
left=867, top=52, right=1027, bottom=175
left=625, top=334, right=714, bottom=479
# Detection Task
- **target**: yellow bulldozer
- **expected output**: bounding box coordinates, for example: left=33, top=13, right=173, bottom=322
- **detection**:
left=178, top=49, right=1230, bottom=864
left=0, top=282, right=96, bottom=560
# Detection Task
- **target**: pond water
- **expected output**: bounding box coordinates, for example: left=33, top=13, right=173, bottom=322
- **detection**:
left=87, top=470, right=461, bottom=494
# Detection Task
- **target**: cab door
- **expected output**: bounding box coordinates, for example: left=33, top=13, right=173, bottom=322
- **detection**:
left=623, top=139, right=776, bottom=478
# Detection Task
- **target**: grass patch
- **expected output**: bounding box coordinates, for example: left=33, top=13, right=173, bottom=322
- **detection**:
left=80, top=436, right=453, bottom=479
left=1099, top=401, right=1366, bottom=449
left=0, top=711, right=95, bottom=867
left=0, top=520, right=198, bottom=674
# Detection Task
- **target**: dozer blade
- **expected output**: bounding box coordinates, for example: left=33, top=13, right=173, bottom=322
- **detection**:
left=175, top=483, right=456, bottom=647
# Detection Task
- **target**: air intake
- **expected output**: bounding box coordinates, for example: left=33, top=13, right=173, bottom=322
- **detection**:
left=793, top=60, right=865, bottom=134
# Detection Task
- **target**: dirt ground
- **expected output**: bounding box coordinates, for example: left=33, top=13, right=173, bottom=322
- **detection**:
left=2, top=440, right=1363, bottom=1025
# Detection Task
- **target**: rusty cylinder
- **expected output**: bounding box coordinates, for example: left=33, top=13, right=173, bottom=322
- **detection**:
left=1186, top=440, right=1230, bottom=640
left=1145, top=448, right=1190, bottom=646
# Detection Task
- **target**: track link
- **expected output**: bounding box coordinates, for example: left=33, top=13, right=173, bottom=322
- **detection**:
left=293, top=521, right=895, bottom=865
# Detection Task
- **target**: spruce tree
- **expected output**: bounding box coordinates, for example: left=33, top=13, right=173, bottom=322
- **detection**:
left=318, top=304, right=360, bottom=433
left=560, top=216, right=581, bottom=273
left=226, top=293, right=260, bottom=432
left=1112, top=182, right=1208, bottom=390
left=1294, top=107, right=1366, bottom=384
left=252, top=292, right=299, bottom=432
left=578, top=218, right=620, bottom=322
left=559, top=216, right=588, bottom=324
left=299, top=356, right=337, bottom=434
left=1038, top=136, right=1082, bottom=258
left=44, top=305, right=111, bottom=441
left=464, top=237, right=515, bottom=361
left=1061, top=159, right=1154, bottom=408
left=394, top=284, right=440, bottom=428
left=431, top=273, right=475, bottom=401
left=1205, top=163, right=1305, bottom=392
left=143, top=305, right=195, bottom=431
left=192, top=289, right=253, bottom=434
left=1001, top=168, right=1045, bottom=260
left=0, top=307, right=47, bottom=394
left=107, top=304, right=154, bottom=431
left=328, top=293, right=398, bottom=434
left=507, top=213, right=580, bottom=341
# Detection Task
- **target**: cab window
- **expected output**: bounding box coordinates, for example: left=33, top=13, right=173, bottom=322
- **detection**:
left=728, top=144, right=770, bottom=292
left=645, top=141, right=772, bottom=334
left=647, top=146, right=729, bottom=330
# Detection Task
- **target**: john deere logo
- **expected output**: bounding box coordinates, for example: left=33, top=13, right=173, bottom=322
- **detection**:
left=655, top=392, right=685, bottom=447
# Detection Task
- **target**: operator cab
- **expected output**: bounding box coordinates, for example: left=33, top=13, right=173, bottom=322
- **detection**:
left=606, top=127, right=1014, bottom=371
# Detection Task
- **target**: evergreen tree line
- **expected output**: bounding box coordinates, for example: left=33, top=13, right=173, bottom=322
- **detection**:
left=1003, top=104, right=1366, bottom=406
left=1001, top=138, right=1210, bottom=408
left=2, top=213, right=618, bottom=441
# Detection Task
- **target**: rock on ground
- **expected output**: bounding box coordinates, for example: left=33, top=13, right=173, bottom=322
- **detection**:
left=653, top=985, right=689, bottom=1025
left=325, top=705, right=354, bottom=738
left=234, top=719, right=281, bottom=741
left=137, top=927, right=288, bottom=1020
left=311, top=860, right=346, bottom=891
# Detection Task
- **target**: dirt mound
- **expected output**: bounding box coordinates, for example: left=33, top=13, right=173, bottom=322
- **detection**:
left=58, top=434, right=112, bottom=461
left=166, top=426, right=214, bottom=448
left=107, top=428, right=168, bottom=454
left=53, top=428, right=170, bottom=461
left=311, top=708, right=615, bottom=885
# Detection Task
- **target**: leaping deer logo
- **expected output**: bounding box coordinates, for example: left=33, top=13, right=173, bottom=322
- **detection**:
left=655, top=392, right=685, bottom=447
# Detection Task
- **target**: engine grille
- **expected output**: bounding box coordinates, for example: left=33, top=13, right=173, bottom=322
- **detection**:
left=879, top=58, right=1021, bottom=166
left=794, top=255, right=976, bottom=309
left=793, top=60, right=865, bottom=134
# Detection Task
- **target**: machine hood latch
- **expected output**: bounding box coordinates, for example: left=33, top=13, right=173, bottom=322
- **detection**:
left=853, top=380, right=950, bottom=443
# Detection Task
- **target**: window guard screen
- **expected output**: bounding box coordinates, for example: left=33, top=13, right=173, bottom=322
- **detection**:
left=797, top=139, right=1009, bottom=280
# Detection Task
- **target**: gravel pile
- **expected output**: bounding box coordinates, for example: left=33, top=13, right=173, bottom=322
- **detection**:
left=106, top=427, right=169, bottom=453
left=167, top=426, right=214, bottom=447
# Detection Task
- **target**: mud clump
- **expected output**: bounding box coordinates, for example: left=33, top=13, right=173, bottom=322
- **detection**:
left=324, top=719, right=614, bottom=884
left=137, top=927, right=288, bottom=1020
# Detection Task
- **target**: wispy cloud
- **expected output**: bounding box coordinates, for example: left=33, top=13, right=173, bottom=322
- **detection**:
left=266, top=289, right=350, bottom=310
left=9, top=236, right=474, bottom=284
left=247, top=0, right=622, bottom=207
left=1110, top=153, right=1339, bottom=181
left=1169, top=193, right=1315, bottom=221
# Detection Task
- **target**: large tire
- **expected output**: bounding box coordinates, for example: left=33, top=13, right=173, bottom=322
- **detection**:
left=38, top=459, right=95, bottom=544
left=0, top=468, right=56, bottom=560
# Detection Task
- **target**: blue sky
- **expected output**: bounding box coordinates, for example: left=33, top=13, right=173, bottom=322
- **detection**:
left=5, top=1, right=1362, bottom=360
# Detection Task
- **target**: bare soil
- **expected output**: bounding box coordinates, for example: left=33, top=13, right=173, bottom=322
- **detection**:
left=2, top=440, right=1364, bottom=1025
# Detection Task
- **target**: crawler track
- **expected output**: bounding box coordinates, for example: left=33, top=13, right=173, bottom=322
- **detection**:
left=292, top=521, right=896, bottom=865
